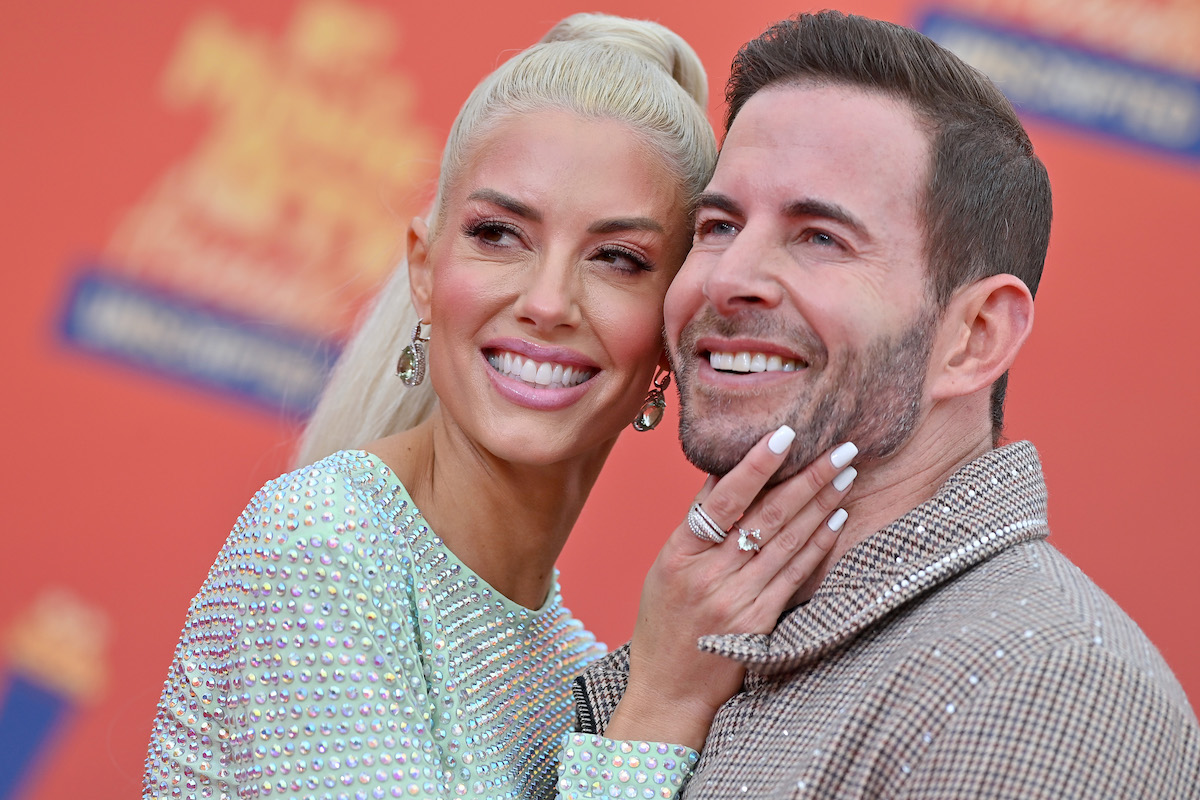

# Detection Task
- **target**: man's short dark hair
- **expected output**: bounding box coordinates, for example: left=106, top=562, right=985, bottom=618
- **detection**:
left=725, top=11, right=1052, bottom=439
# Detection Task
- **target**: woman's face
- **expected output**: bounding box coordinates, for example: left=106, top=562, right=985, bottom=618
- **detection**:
left=412, top=109, right=692, bottom=467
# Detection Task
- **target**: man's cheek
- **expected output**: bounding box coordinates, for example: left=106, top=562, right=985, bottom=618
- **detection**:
left=662, top=283, right=697, bottom=345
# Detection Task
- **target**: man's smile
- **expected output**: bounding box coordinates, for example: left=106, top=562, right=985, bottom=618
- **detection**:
left=705, top=349, right=808, bottom=373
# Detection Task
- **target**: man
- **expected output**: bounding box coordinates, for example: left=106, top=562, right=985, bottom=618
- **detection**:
left=563, top=10, right=1200, bottom=798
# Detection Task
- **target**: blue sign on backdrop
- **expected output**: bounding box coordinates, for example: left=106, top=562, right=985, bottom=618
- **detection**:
left=59, top=269, right=340, bottom=417
left=920, top=10, right=1200, bottom=162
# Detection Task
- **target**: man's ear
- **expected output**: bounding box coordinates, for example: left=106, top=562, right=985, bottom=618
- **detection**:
left=928, top=274, right=1034, bottom=401
left=407, top=216, right=433, bottom=320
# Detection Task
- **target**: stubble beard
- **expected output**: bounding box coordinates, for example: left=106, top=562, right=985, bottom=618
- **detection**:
left=674, top=306, right=938, bottom=482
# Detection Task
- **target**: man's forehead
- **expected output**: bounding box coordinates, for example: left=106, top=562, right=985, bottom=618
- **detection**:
left=707, top=82, right=929, bottom=212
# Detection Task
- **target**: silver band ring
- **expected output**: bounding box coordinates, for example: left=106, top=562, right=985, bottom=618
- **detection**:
left=687, top=502, right=727, bottom=543
left=736, top=528, right=762, bottom=552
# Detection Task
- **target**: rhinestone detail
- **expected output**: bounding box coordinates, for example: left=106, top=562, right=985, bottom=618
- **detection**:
left=557, top=734, right=698, bottom=799
left=143, top=450, right=603, bottom=799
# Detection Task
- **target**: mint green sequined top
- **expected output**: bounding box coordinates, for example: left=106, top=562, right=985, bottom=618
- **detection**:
left=144, top=450, right=606, bottom=800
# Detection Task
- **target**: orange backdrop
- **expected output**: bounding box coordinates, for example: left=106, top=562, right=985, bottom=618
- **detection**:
left=2, top=1, right=1197, bottom=797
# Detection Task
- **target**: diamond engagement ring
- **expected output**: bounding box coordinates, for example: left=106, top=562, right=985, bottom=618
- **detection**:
left=737, top=528, right=762, bottom=552
left=687, top=502, right=727, bottom=543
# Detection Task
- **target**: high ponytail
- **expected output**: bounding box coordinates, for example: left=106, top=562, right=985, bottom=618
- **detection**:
left=537, top=13, right=708, bottom=109
left=294, top=14, right=715, bottom=467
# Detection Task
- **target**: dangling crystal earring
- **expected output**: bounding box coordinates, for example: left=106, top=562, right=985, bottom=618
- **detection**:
left=633, top=368, right=671, bottom=431
left=395, top=321, right=429, bottom=387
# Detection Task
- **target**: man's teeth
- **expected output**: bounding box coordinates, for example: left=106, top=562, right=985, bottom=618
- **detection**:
left=708, top=350, right=804, bottom=373
left=487, top=352, right=594, bottom=387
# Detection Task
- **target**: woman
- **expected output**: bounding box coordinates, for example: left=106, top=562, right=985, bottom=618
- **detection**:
left=143, top=14, right=856, bottom=800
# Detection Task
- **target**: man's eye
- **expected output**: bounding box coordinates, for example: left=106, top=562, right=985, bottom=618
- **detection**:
left=804, top=230, right=842, bottom=248
left=697, top=219, right=738, bottom=238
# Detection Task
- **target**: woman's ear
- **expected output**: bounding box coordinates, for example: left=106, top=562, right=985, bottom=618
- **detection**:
left=928, top=274, right=1035, bottom=401
left=658, top=349, right=673, bottom=374
left=407, top=216, right=433, bottom=319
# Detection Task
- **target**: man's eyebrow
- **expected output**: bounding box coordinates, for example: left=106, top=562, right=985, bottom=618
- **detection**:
left=783, top=198, right=867, bottom=236
left=695, top=192, right=743, bottom=217
left=466, top=189, right=541, bottom=222
left=697, top=191, right=868, bottom=238
left=589, top=217, right=665, bottom=235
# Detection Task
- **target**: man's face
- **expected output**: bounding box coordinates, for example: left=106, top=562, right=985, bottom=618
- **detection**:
left=665, top=83, right=940, bottom=479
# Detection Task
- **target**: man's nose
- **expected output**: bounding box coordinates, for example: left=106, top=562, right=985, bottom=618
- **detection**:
left=702, top=228, right=784, bottom=315
left=513, top=251, right=582, bottom=332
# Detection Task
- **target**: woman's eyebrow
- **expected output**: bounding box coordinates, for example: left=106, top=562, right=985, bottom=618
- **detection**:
left=589, top=217, right=665, bottom=235
left=466, top=188, right=540, bottom=221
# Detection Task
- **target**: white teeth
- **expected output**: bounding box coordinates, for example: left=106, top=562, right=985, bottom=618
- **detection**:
left=487, top=351, right=594, bottom=388
left=708, top=350, right=804, bottom=374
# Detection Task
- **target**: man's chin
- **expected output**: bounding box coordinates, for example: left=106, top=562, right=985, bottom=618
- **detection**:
left=680, top=428, right=811, bottom=486
left=678, top=415, right=759, bottom=477
left=680, top=439, right=747, bottom=478
left=678, top=411, right=804, bottom=479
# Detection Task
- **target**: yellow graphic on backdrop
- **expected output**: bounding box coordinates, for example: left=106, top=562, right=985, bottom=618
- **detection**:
left=5, top=588, right=109, bottom=701
left=951, top=0, right=1200, bottom=75
left=106, top=0, right=436, bottom=338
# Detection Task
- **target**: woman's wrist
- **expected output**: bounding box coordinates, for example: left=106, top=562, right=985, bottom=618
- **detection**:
left=603, top=675, right=720, bottom=751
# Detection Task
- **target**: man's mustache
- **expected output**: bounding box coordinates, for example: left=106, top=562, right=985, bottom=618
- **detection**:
left=673, top=307, right=828, bottom=370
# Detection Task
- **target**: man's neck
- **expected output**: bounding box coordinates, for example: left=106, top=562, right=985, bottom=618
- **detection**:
left=789, top=409, right=995, bottom=605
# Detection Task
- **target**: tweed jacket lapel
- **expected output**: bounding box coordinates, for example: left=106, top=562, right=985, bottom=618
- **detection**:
left=697, top=441, right=1051, bottom=675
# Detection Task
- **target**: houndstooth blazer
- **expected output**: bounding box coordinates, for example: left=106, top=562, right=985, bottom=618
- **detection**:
left=575, top=442, right=1200, bottom=799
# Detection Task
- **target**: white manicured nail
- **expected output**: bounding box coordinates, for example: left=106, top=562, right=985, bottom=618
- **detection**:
left=768, top=425, right=796, bottom=454
left=833, top=466, right=857, bottom=492
left=830, top=442, right=858, bottom=469
left=827, top=508, right=848, bottom=532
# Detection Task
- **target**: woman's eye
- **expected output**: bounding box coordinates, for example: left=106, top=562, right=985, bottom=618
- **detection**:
left=594, top=247, right=651, bottom=274
left=466, top=221, right=520, bottom=247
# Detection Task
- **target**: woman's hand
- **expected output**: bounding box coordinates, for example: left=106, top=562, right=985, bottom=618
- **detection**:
left=604, top=425, right=857, bottom=750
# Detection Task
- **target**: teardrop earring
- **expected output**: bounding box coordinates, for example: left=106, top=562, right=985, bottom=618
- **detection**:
left=632, top=367, right=671, bottom=432
left=394, top=321, right=430, bottom=387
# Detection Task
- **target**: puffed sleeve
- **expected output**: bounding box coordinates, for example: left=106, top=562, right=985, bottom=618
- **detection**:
left=143, top=464, right=434, bottom=799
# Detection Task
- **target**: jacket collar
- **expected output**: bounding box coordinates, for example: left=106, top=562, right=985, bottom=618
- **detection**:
left=699, top=441, right=1050, bottom=674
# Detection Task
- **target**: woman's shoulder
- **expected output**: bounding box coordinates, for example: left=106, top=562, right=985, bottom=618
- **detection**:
left=212, top=450, right=421, bottom=571
left=238, top=450, right=408, bottom=522
left=254, top=449, right=395, bottom=496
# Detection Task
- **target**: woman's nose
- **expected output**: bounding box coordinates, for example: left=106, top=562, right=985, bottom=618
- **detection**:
left=513, top=251, right=582, bottom=332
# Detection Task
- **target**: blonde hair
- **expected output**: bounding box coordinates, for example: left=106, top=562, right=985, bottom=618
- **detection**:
left=294, top=13, right=715, bottom=466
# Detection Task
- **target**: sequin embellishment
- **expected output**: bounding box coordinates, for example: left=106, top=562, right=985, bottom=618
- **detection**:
left=557, top=734, right=698, bottom=799
left=143, top=451, right=603, bottom=799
